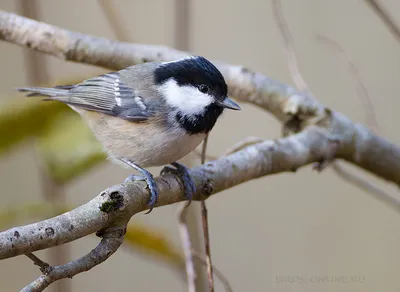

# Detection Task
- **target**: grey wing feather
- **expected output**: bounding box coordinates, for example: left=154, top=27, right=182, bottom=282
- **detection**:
left=17, top=71, right=151, bottom=122
left=66, top=72, right=150, bottom=121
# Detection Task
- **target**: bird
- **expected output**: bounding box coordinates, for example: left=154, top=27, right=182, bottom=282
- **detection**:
left=17, top=55, right=241, bottom=213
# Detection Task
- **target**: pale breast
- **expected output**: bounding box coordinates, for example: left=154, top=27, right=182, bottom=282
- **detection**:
left=81, top=111, right=206, bottom=167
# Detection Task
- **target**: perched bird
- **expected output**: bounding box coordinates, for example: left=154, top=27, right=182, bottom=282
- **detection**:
left=18, top=56, right=241, bottom=213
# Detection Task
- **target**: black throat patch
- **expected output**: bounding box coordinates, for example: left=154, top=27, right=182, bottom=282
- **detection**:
left=176, top=104, right=224, bottom=135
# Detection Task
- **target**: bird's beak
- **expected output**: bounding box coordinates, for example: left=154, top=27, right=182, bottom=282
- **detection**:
left=216, top=97, right=241, bottom=110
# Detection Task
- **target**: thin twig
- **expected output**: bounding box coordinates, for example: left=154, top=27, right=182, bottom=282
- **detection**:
left=199, top=134, right=215, bottom=292
left=191, top=249, right=233, bottom=292
left=314, top=35, right=397, bottom=204
left=97, top=0, right=131, bottom=42
left=193, top=149, right=218, bottom=161
left=272, top=0, right=398, bottom=212
left=363, top=0, right=400, bottom=44
left=223, top=137, right=265, bottom=157
left=177, top=204, right=196, bottom=292
left=332, top=163, right=400, bottom=209
left=25, top=253, right=52, bottom=275
left=193, top=137, right=266, bottom=161
left=172, top=0, right=207, bottom=290
left=272, top=0, right=309, bottom=92
left=22, top=225, right=126, bottom=292
left=316, top=35, right=380, bottom=134
left=201, top=134, right=210, bottom=164
left=315, top=35, right=400, bottom=213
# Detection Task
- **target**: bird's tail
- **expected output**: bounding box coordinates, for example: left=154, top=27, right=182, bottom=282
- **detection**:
left=16, top=85, right=74, bottom=100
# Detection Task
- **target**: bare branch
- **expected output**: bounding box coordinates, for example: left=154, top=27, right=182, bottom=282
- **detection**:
left=0, top=9, right=325, bottom=123
left=21, top=225, right=126, bottom=292
left=25, top=253, right=52, bottom=275
left=272, top=0, right=309, bottom=92
left=193, top=137, right=266, bottom=161
left=271, top=1, right=399, bottom=211
left=363, top=0, right=400, bottom=44
left=200, top=201, right=213, bottom=292
left=97, top=0, right=131, bottom=42
left=0, top=127, right=337, bottom=260
left=193, top=149, right=217, bottom=161
left=191, top=249, right=233, bottom=292
left=177, top=204, right=197, bottom=292
left=332, top=163, right=400, bottom=210
left=199, top=134, right=215, bottom=292
left=314, top=36, right=395, bottom=207
left=223, top=137, right=265, bottom=157
left=316, top=35, right=380, bottom=134
left=171, top=0, right=208, bottom=289
left=179, top=134, right=216, bottom=292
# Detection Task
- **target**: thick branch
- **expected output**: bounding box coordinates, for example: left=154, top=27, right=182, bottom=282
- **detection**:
left=1, top=127, right=333, bottom=259
left=21, top=225, right=126, bottom=292
left=0, top=10, right=398, bottom=186
left=0, top=10, right=318, bottom=121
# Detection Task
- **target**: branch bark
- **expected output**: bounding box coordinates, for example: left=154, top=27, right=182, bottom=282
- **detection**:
left=21, top=225, right=126, bottom=292
left=1, top=127, right=334, bottom=260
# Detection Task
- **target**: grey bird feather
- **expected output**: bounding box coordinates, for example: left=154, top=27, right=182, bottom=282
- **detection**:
left=17, top=62, right=162, bottom=122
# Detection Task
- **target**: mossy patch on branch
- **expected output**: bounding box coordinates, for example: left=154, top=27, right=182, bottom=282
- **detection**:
left=99, top=192, right=124, bottom=213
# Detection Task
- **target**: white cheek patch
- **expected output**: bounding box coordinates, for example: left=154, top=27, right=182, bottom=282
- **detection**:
left=160, top=79, right=213, bottom=115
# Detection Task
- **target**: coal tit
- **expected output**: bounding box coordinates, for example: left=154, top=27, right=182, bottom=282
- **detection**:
left=18, top=56, right=241, bottom=213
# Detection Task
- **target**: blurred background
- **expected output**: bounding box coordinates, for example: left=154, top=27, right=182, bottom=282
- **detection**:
left=1, top=0, right=400, bottom=291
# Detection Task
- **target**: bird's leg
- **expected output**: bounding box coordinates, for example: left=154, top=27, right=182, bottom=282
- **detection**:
left=119, top=158, right=158, bottom=214
left=161, top=162, right=196, bottom=205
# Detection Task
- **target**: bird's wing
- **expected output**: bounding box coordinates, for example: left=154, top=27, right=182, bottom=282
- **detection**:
left=63, top=71, right=151, bottom=122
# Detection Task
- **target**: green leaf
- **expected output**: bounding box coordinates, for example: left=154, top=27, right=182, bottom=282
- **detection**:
left=35, top=111, right=106, bottom=184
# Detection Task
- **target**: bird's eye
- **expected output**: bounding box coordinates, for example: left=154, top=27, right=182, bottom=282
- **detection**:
left=198, top=84, right=209, bottom=94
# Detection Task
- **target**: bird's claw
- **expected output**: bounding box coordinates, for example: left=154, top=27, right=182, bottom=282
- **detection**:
left=123, top=171, right=158, bottom=214
left=160, top=166, right=176, bottom=176
left=161, top=162, right=196, bottom=205
left=124, top=174, right=145, bottom=184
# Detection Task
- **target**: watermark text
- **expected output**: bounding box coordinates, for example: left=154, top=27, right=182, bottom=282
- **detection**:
left=276, top=275, right=366, bottom=284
